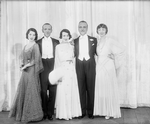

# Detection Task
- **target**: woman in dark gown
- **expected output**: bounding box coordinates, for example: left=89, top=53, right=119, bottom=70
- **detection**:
left=9, top=28, right=43, bottom=122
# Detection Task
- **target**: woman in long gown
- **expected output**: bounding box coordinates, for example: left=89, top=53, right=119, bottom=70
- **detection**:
left=9, top=28, right=43, bottom=122
left=94, top=24, right=126, bottom=119
left=49, top=29, right=81, bottom=120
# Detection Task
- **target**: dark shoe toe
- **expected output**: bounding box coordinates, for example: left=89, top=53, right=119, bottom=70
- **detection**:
left=88, top=114, right=94, bottom=119
left=48, top=116, right=53, bottom=121
left=42, top=115, right=47, bottom=120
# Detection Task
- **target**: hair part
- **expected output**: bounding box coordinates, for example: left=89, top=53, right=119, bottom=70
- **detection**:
left=42, top=23, right=52, bottom=30
left=79, top=20, right=88, bottom=27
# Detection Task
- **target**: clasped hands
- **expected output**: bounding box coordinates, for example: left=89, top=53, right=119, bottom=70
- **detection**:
left=20, top=64, right=27, bottom=71
left=20, top=62, right=30, bottom=71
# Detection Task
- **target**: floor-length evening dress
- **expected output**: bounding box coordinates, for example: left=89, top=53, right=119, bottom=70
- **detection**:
left=94, top=37, right=126, bottom=118
left=9, top=43, right=43, bottom=122
left=49, top=42, right=81, bottom=120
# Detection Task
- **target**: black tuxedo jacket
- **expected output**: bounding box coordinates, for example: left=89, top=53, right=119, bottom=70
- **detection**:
left=74, top=35, right=97, bottom=59
left=36, top=37, right=59, bottom=58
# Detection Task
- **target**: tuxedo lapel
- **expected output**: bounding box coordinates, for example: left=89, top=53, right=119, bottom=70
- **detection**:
left=51, top=38, right=55, bottom=57
left=76, top=37, right=79, bottom=56
left=88, top=36, right=93, bottom=52
left=39, top=38, right=43, bottom=55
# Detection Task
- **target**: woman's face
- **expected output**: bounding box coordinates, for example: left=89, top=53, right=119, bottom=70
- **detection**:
left=28, top=31, right=36, bottom=41
left=97, top=27, right=107, bottom=37
left=62, top=32, right=69, bottom=42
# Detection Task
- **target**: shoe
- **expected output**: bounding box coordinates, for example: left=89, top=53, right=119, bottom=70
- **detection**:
left=81, top=114, right=86, bottom=118
left=73, top=117, right=80, bottom=119
left=105, top=116, right=110, bottom=119
left=78, top=114, right=86, bottom=119
left=42, top=115, right=47, bottom=120
left=88, top=114, right=94, bottom=119
left=48, top=116, right=53, bottom=121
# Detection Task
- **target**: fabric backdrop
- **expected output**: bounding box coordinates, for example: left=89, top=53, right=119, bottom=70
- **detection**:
left=0, top=0, right=150, bottom=111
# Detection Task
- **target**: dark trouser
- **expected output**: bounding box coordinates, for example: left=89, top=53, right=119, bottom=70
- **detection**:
left=76, top=58, right=96, bottom=115
left=40, top=58, right=57, bottom=117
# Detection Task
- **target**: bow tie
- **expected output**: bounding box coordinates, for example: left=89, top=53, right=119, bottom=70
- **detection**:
left=80, top=35, right=87, bottom=39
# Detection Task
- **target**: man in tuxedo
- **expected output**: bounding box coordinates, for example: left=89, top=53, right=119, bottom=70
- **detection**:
left=74, top=21, right=97, bottom=119
left=36, top=23, right=59, bottom=120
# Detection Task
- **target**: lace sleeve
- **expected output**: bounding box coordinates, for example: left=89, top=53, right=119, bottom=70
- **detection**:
left=33, top=44, right=43, bottom=74
left=110, top=39, right=128, bottom=85
left=19, top=47, right=24, bottom=68
left=111, top=38, right=126, bottom=70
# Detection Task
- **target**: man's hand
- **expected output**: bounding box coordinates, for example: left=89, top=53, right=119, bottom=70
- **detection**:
left=58, top=78, right=62, bottom=82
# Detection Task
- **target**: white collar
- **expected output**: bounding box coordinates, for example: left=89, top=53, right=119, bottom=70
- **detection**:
left=80, top=34, right=88, bottom=39
left=44, top=36, right=51, bottom=40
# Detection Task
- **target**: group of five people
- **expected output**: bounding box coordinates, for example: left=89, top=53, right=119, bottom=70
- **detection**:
left=8, top=20, right=125, bottom=122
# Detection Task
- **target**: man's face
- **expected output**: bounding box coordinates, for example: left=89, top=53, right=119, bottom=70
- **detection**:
left=42, top=24, right=52, bottom=37
left=78, top=22, right=88, bottom=36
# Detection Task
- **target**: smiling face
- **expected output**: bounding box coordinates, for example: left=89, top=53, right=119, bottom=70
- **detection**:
left=78, top=22, right=88, bottom=36
left=28, top=31, right=36, bottom=41
left=97, top=27, right=107, bottom=37
left=62, top=32, right=70, bottom=42
left=42, top=24, right=52, bottom=38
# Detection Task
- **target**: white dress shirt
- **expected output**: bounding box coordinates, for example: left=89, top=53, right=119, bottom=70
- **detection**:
left=78, top=34, right=90, bottom=61
left=42, top=37, right=53, bottom=59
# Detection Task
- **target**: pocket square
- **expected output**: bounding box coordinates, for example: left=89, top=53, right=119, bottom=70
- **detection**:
left=90, top=39, right=94, bottom=41
left=92, top=43, right=94, bottom=46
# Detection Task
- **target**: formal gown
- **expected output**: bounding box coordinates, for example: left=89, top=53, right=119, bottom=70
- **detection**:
left=49, top=42, right=81, bottom=120
left=94, top=37, right=126, bottom=118
left=9, top=43, right=43, bottom=122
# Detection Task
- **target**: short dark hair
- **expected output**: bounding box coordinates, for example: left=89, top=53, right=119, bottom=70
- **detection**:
left=42, top=23, right=52, bottom=30
left=59, top=29, right=72, bottom=39
left=79, top=20, right=88, bottom=27
left=96, top=23, right=108, bottom=34
left=26, top=28, right=38, bottom=40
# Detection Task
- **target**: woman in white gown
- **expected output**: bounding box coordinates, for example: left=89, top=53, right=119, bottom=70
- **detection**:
left=49, top=29, right=81, bottom=120
left=94, top=24, right=126, bottom=119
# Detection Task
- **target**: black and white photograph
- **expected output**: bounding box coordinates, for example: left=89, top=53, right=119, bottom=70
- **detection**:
left=0, top=0, right=150, bottom=124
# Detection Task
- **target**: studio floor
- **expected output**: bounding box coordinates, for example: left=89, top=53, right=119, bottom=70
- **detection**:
left=1, top=107, right=150, bottom=124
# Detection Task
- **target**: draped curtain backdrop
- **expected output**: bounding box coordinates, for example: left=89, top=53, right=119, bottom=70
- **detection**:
left=0, top=0, right=150, bottom=111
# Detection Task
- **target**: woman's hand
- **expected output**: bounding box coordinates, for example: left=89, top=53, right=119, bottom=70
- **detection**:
left=20, top=63, right=24, bottom=68
left=20, top=63, right=30, bottom=71
left=20, top=65, right=27, bottom=71
left=108, top=53, right=114, bottom=60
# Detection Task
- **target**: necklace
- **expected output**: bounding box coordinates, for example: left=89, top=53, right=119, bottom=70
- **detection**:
left=25, top=41, right=35, bottom=51
left=98, top=36, right=106, bottom=53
